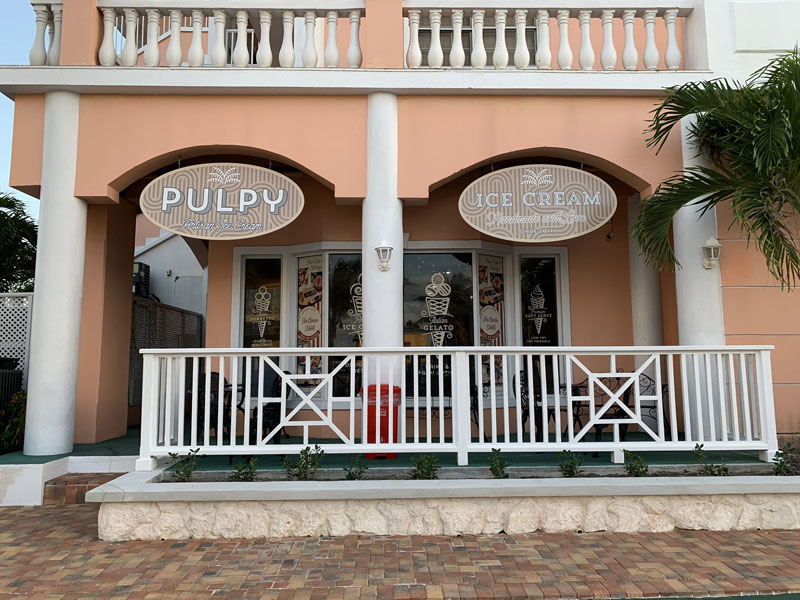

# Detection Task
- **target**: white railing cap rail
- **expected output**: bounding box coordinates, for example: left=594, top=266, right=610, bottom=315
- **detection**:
left=402, top=0, right=694, bottom=17
left=95, top=0, right=365, bottom=10
left=29, top=0, right=62, bottom=5
left=140, top=345, right=774, bottom=356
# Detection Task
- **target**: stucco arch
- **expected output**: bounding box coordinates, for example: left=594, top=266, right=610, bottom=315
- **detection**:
left=74, top=94, right=367, bottom=203
left=397, top=95, right=684, bottom=202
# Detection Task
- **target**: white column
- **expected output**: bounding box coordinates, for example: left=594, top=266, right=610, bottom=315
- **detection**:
left=628, top=193, right=664, bottom=348
left=674, top=119, right=725, bottom=346
left=362, top=93, right=402, bottom=352
left=24, top=91, right=86, bottom=456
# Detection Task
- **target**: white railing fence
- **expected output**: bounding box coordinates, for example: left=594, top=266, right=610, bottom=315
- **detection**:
left=136, top=345, right=778, bottom=470
left=403, top=3, right=691, bottom=71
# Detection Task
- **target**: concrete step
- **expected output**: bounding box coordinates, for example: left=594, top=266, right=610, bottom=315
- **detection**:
left=43, top=473, right=123, bottom=505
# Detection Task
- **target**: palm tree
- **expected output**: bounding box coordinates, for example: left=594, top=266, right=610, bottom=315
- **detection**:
left=633, top=50, right=800, bottom=289
left=0, top=192, right=37, bottom=292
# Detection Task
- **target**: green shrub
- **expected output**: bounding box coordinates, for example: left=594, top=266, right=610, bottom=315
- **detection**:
left=623, top=450, right=649, bottom=477
left=410, top=455, right=440, bottom=480
left=168, top=448, right=201, bottom=482
left=230, top=456, right=258, bottom=482
left=0, top=391, right=26, bottom=452
left=694, top=443, right=729, bottom=476
left=558, top=450, right=583, bottom=478
left=772, top=442, right=800, bottom=476
left=488, top=448, right=509, bottom=479
left=344, top=455, right=369, bottom=480
left=283, top=445, right=325, bottom=481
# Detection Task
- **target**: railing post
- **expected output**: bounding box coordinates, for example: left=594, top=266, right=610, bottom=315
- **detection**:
left=757, top=350, right=779, bottom=462
left=454, top=352, right=471, bottom=465
left=135, top=354, right=159, bottom=471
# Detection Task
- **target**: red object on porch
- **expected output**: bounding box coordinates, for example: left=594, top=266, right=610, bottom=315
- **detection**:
left=362, top=384, right=401, bottom=459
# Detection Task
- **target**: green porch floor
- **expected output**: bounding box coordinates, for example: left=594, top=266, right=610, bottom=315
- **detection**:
left=1, top=426, right=765, bottom=470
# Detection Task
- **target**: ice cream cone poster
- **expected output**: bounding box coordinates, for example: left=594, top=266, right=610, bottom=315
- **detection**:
left=244, top=284, right=281, bottom=348
left=297, top=255, right=323, bottom=374
left=520, top=257, right=559, bottom=346
left=347, top=274, right=364, bottom=346
left=478, top=254, right=505, bottom=347
left=421, top=272, right=454, bottom=347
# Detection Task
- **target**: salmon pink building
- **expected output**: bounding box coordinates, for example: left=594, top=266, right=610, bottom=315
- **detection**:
left=2, top=0, right=799, bottom=483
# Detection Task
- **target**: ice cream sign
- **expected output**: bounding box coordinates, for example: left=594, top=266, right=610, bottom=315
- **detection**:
left=139, top=163, right=304, bottom=240
left=458, top=164, right=617, bottom=243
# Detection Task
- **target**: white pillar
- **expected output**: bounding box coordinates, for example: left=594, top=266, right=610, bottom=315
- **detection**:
left=362, top=93, right=402, bottom=352
left=24, top=91, right=87, bottom=456
left=674, top=119, right=725, bottom=346
left=628, top=193, right=664, bottom=348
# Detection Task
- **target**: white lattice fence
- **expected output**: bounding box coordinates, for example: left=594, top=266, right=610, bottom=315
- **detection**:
left=0, top=293, right=33, bottom=387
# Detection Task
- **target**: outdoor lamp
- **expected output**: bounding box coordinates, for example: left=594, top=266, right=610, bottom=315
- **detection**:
left=375, top=241, right=393, bottom=271
left=702, top=237, right=722, bottom=269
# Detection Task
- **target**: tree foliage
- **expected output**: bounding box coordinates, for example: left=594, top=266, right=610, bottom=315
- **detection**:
left=634, top=50, right=800, bottom=289
left=0, top=193, right=37, bottom=292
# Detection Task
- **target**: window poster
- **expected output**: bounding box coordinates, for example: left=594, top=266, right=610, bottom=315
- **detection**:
left=297, top=254, right=323, bottom=374
left=520, top=256, right=559, bottom=347
left=478, top=254, right=505, bottom=347
left=243, top=258, right=281, bottom=348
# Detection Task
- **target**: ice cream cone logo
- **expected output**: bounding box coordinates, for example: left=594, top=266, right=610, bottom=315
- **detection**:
left=347, top=275, right=363, bottom=345
left=422, top=272, right=452, bottom=318
left=254, top=286, right=271, bottom=338
left=529, top=285, right=546, bottom=334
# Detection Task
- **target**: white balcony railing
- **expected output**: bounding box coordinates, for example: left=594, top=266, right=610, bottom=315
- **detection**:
left=136, top=345, right=778, bottom=470
left=403, top=2, right=692, bottom=71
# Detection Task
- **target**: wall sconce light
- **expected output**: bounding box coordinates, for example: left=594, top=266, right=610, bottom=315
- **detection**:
left=702, top=236, right=722, bottom=269
left=375, top=241, right=393, bottom=271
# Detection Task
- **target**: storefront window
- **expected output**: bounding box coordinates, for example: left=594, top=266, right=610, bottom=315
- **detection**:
left=403, top=253, right=474, bottom=347
left=520, top=256, right=559, bottom=346
left=328, top=254, right=363, bottom=347
left=297, top=255, right=323, bottom=374
left=243, top=258, right=281, bottom=348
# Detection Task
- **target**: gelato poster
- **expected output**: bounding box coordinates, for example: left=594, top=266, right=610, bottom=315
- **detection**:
left=243, top=257, right=282, bottom=349
left=520, top=257, right=559, bottom=346
left=297, top=255, right=323, bottom=374
left=478, top=254, right=505, bottom=346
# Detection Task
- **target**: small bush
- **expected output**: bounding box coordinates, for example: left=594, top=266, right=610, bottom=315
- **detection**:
left=558, top=450, right=583, bottom=478
left=168, top=448, right=201, bottom=482
left=623, top=450, right=649, bottom=477
left=410, top=454, right=440, bottom=479
left=488, top=448, right=509, bottom=479
left=230, top=456, right=258, bottom=482
left=0, top=391, right=26, bottom=452
left=344, top=455, right=369, bottom=480
left=283, top=445, right=325, bottom=481
left=694, top=443, right=729, bottom=476
left=772, top=442, right=800, bottom=476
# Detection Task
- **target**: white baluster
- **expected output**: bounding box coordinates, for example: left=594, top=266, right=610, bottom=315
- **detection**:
left=232, top=11, right=249, bottom=66
left=324, top=11, right=340, bottom=67
left=513, top=10, right=529, bottom=70
left=600, top=10, right=616, bottom=71
left=279, top=11, right=295, bottom=67
left=578, top=10, right=594, bottom=70
left=493, top=10, right=508, bottom=69
left=428, top=10, right=444, bottom=68
left=256, top=11, right=272, bottom=67
left=622, top=10, right=638, bottom=71
left=143, top=9, right=161, bottom=67
left=166, top=10, right=184, bottom=67
left=406, top=10, right=422, bottom=68
left=188, top=10, right=205, bottom=67
left=346, top=10, right=362, bottom=68
left=98, top=8, right=117, bottom=67
left=47, top=5, right=62, bottom=66
left=302, top=12, right=317, bottom=67
left=46, top=13, right=54, bottom=63
left=556, top=10, right=572, bottom=70
left=210, top=10, right=227, bottom=67
left=664, top=9, right=681, bottom=71
left=643, top=10, right=659, bottom=70
left=535, top=10, right=551, bottom=70
left=471, top=10, right=486, bottom=69
left=30, top=5, right=49, bottom=66
left=450, top=10, right=465, bottom=68
left=121, top=9, right=138, bottom=67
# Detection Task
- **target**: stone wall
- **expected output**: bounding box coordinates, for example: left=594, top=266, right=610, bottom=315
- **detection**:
left=98, top=494, right=800, bottom=541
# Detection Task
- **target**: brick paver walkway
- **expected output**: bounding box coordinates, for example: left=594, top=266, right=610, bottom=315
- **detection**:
left=1, top=505, right=800, bottom=599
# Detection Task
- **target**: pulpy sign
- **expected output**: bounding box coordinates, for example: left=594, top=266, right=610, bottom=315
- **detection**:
left=139, top=163, right=304, bottom=240
left=458, top=164, right=617, bottom=243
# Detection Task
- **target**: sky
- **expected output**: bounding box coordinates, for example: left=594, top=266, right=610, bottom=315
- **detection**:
left=1, top=0, right=38, bottom=220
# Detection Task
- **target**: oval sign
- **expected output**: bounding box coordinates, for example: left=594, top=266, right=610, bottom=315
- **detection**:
left=458, top=165, right=617, bottom=243
left=139, top=162, right=304, bottom=240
